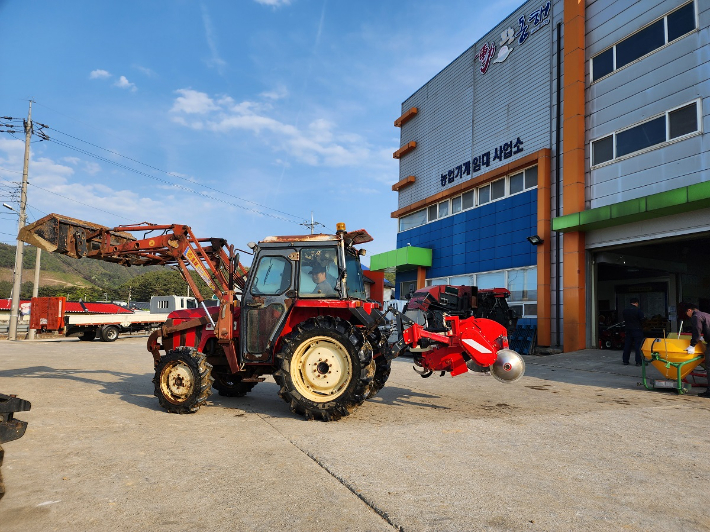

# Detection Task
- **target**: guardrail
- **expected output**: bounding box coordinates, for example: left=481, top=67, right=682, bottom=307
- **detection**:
left=0, top=324, right=29, bottom=334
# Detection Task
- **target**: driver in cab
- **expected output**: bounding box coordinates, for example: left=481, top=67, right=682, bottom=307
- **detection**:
left=310, top=264, right=334, bottom=295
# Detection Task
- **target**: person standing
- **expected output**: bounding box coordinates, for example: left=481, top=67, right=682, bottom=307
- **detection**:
left=683, top=304, right=710, bottom=398
left=622, top=297, right=644, bottom=366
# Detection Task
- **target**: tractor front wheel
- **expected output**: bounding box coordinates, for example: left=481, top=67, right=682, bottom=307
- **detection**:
left=154, top=347, right=213, bottom=414
left=274, top=316, right=373, bottom=421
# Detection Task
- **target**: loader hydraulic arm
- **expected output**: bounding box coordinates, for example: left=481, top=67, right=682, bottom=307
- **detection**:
left=18, top=213, right=247, bottom=356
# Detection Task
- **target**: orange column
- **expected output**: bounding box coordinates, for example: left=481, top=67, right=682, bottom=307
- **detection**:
left=562, top=0, right=587, bottom=351
left=536, top=149, right=552, bottom=346
left=417, top=266, right=427, bottom=289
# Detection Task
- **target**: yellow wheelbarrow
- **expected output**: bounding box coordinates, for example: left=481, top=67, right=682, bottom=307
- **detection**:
left=640, top=337, right=706, bottom=394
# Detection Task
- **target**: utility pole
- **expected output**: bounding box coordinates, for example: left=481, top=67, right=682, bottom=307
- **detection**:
left=27, top=247, right=41, bottom=340
left=8, top=100, right=32, bottom=341
left=300, top=212, right=325, bottom=235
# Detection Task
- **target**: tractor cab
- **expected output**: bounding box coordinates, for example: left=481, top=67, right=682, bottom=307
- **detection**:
left=239, top=224, right=372, bottom=363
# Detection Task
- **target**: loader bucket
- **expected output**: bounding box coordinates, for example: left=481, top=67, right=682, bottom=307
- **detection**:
left=18, top=213, right=135, bottom=259
left=642, top=337, right=706, bottom=380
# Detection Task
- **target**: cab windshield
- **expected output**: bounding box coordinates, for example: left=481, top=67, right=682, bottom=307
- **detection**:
left=345, top=251, right=366, bottom=300
left=298, top=247, right=339, bottom=297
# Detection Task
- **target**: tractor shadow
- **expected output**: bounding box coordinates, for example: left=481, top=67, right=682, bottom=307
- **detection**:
left=0, top=366, right=451, bottom=419
left=0, top=365, right=160, bottom=411
left=366, top=385, right=448, bottom=410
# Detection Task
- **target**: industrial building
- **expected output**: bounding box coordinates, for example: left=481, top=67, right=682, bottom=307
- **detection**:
left=370, top=0, right=709, bottom=351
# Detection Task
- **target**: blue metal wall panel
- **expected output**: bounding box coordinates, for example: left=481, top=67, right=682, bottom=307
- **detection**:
left=396, top=190, right=537, bottom=289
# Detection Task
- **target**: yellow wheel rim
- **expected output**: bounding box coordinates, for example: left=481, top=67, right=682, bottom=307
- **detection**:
left=291, top=336, right=352, bottom=402
left=160, top=360, right=195, bottom=405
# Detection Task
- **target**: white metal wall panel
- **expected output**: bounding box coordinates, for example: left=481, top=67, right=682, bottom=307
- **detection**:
left=586, top=208, right=710, bottom=249
left=472, top=1, right=553, bottom=173
left=396, top=0, right=554, bottom=210
left=397, top=50, right=474, bottom=209
left=586, top=0, right=710, bottom=210
left=586, top=0, right=682, bottom=56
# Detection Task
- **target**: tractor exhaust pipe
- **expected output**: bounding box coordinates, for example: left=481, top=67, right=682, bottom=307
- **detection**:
left=490, top=349, right=525, bottom=383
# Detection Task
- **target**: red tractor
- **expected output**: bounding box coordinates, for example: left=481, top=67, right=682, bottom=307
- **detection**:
left=20, top=214, right=525, bottom=421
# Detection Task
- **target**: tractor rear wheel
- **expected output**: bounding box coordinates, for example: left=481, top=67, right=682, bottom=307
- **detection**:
left=212, top=372, right=258, bottom=397
left=368, top=355, right=392, bottom=399
left=274, top=316, right=373, bottom=421
left=153, top=347, right=213, bottom=414
left=366, top=329, right=391, bottom=398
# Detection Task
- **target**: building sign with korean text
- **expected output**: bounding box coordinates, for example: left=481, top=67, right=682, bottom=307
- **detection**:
left=476, top=1, right=551, bottom=75
left=440, top=137, right=524, bottom=187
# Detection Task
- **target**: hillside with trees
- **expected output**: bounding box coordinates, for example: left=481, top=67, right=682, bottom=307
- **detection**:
left=0, top=243, right=211, bottom=302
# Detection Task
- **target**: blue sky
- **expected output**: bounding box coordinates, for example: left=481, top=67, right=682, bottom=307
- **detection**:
left=0, top=0, right=519, bottom=266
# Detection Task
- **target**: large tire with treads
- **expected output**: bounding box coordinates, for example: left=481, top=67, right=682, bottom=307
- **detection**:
left=274, top=316, right=373, bottom=421
left=368, top=355, right=392, bottom=399
left=153, top=347, right=213, bottom=414
left=366, top=328, right=391, bottom=398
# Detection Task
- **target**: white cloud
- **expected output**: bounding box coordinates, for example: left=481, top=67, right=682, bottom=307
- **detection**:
left=134, top=65, right=157, bottom=77
left=201, top=5, right=227, bottom=74
left=254, top=0, right=292, bottom=6
left=260, top=85, right=289, bottom=100
left=0, top=140, right=175, bottom=225
left=89, top=69, right=111, bottom=79
left=169, top=89, right=389, bottom=168
left=170, top=89, right=218, bottom=114
left=114, top=76, right=137, bottom=92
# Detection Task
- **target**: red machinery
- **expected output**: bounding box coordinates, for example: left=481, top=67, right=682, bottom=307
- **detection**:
left=20, top=214, right=525, bottom=421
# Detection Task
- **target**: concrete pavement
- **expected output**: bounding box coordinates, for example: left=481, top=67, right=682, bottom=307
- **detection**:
left=0, top=337, right=708, bottom=531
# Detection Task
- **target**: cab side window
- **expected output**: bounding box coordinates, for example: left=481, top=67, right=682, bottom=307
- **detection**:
left=250, top=256, right=292, bottom=295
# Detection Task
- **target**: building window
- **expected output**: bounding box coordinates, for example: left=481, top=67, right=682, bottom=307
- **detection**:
left=591, top=2, right=696, bottom=82
left=397, top=165, right=538, bottom=232
left=509, top=172, right=524, bottom=195
left=428, top=204, right=438, bottom=222
left=401, top=280, right=417, bottom=298
left=491, top=179, right=505, bottom=201
left=462, top=190, right=475, bottom=209
left=452, top=196, right=462, bottom=214
left=524, top=166, right=537, bottom=188
left=591, top=100, right=701, bottom=167
left=479, top=185, right=491, bottom=205
left=399, top=209, right=427, bottom=231
left=438, top=200, right=449, bottom=217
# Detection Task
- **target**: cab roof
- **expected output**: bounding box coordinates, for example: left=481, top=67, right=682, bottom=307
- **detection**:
left=261, top=229, right=373, bottom=246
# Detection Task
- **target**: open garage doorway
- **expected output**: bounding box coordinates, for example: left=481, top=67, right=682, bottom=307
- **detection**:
left=592, top=233, right=710, bottom=349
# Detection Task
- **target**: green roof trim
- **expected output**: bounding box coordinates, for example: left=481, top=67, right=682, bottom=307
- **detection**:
left=552, top=184, right=710, bottom=233
left=370, top=246, right=432, bottom=272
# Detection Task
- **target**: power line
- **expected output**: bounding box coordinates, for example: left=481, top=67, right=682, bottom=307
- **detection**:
left=47, top=126, right=306, bottom=223
left=26, top=182, right=133, bottom=222
left=2, top=106, right=327, bottom=229
left=43, top=135, right=303, bottom=224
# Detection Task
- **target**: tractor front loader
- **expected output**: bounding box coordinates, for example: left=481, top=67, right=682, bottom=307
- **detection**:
left=19, top=213, right=524, bottom=421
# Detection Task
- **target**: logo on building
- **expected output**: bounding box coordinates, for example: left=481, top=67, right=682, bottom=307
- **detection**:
left=476, top=1, right=551, bottom=75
